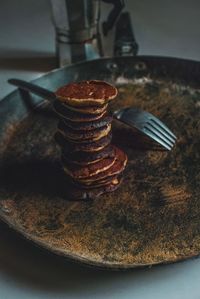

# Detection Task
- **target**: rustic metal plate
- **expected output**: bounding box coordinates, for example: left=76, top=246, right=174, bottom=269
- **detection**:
left=0, top=56, right=200, bottom=269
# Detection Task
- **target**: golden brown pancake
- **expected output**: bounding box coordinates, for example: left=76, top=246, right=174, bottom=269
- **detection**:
left=64, top=103, right=108, bottom=115
left=62, top=154, right=116, bottom=179
left=58, top=121, right=111, bottom=142
left=79, top=177, right=121, bottom=190
left=53, top=100, right=107, bottom=122
left=66, top=177, right=122, bottom=200
left=62, top=145, right=115, bottom=165
left=55, top=131, right=112, bottom=152
left=62, top=116, right=112, bottom=131
left=77, top=146, right=127, bottom=183
left=55, top=80, right=117, bottom=107
left=77, top=175, right=120, bottom=189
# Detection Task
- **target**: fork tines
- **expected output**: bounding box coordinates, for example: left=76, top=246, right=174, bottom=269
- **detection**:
left=144, top=117, right=177, bottom=150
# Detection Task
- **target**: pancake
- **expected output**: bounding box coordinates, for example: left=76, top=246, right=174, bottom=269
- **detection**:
left=62, top=145, right=115, bottom=165
left=62, top=154, right=116, bottom=179
left=76, top=146, right=127, bottom=183
left=53, top=100, right=107, bottom=122
left=77, top=177, right=122, bottom=191
left=62, top=116, right=112, bottom=131
left=79, top=173, right=120, bottom=186
left=58, top=122, right=111, bottom=142
left=67, top=177, right=122, bottom=200
left=55, top=80, right=117, bottom=107
left=64, top=103, right=108, bottom=115
left=55, top=131, right=112, bottom=152
left=77, top=175, right=120, bottom=189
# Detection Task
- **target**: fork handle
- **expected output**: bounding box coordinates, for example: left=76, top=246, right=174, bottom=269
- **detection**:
left=8, top=79, right=56, bottom=102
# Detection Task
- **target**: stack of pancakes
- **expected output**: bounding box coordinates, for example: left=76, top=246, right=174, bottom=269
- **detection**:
left=54, top=80, right=127, bottom=199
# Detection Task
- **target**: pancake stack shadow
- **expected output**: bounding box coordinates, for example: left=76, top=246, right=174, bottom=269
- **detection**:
left=53, top=80, right=127, bottom=200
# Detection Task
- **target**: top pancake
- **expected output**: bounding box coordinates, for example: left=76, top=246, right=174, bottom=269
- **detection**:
left=55, top=80, right=117, bottom=107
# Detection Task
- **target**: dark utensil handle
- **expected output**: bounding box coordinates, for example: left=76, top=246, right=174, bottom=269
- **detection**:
left=102, top=0, right=125, bottom=36
left=114, top=11, right=139, bottom=56
left=8, top=79, right=56, bottom=102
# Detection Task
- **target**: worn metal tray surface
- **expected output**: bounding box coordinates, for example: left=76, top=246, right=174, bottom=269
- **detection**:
left=0, top=56, right=200, bottom=269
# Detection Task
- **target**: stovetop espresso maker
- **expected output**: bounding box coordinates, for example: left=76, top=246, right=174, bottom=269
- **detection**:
left=50, top=0, right=138, bottom=66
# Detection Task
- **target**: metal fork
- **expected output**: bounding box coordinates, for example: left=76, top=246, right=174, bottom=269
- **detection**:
left=8, top=79, right=177, bottom=150
left=113, top=107, right=176, bottom=150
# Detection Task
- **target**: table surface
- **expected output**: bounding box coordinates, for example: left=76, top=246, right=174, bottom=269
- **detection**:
left=0, top=0, right=200, bottom=298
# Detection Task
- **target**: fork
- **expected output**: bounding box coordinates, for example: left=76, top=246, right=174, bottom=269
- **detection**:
left=8, top=78, right=177, bottom=150
left=113, top=107, right=176, bottom=150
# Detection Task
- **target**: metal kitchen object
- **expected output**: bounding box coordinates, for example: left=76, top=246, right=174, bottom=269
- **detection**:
left=1, top=56, right=200, bottom=269
left=113, top=107, right=176, bottom=150
left=50, top=0, right=138, bottom=66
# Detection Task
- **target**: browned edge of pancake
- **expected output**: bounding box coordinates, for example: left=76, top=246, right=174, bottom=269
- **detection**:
left=55, top=80, right=118, bottom=107
left=55, top=131, right=112, bottom=152
left=53, top=101, right=107, bottom=122
left=66, top=177, right=123, bottom=200
left=62, top=115, right=112, bottom=131
left=54, top=131, right=112, bottom=152
left=58, top=123, right=112, bottom=142
left=77, top=175, right=121, bottom=189
left=63, top=102, right=108, bottom=115
left=62, top=153, right=116, bottom=179
left=76, top=146, right=127, bottom=183
left=62, top=145, right=115, bottom=165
